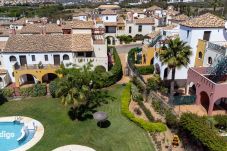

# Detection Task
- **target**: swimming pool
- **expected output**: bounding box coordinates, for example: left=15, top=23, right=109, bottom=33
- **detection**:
left=0, top=121, right=35, bottom=151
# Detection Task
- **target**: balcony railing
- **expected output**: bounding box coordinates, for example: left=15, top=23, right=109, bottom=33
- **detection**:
left=207, top=41, right=227, bottom=56
left=14, top=64, right=59, bottom=70
left=149, top=35, right=162, bottom=47
left=74, top=57, right=107, bottom=65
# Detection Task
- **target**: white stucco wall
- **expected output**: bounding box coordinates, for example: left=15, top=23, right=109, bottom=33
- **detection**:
left=101, top=15, right=117, bottom=22
left=72, top=29, right=92, bottom=34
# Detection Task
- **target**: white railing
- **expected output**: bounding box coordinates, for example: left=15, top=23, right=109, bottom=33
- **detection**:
left=207, top=41, right=227, bottom=56
left=74, top=57, right=108, bottom=66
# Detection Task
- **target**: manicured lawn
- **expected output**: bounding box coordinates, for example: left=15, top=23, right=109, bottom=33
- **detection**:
left=0, top=85, right=154, bottom=151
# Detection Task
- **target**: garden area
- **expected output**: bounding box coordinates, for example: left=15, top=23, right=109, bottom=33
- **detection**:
left=0, top=85, right=155, bottom=151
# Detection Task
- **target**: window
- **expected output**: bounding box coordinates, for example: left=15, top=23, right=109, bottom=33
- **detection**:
left=129, top=26, right=132, bottom=33
left=203, top=31, right=211, bottom=41
left=78, top=52, right=84, bottom=57
left=187, top=30, right=190, bottom=38
left=198, top=52, right=203, bottom=59
left=86, top=52, right=92, bottom=57
left=31, top=55, right=36, bottom=61
left=0, top=61, right=1, bottom=65
left=138, top=25, right=142, bottom=32
left=44, top=55, right=48, bottom=61
left=9, top=56, right=17, bottom=62
left=0, top=77, right=2, bottom=82
left=119, top=27, right=123, bottom=30
left=63, top=54, right=69, bottom=60
left=208, top=57, right=212, bottom=65
left=106, top=16, right=108, bottom=20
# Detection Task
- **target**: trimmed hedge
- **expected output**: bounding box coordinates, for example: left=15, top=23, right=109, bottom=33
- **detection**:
left=49, top=80, right=58, bottom=98
left=137, top=101, right=155, bottom=122
left=180, top=113, right=227, bottom=151
left=131, top=83, right=143, bottom=102
left=121, top=84, right=166, bottom=132
left=19, top=84, right=46, bottom=97
left=1, top=88, right=14, bottom=98
left=136, top=65, right=154, bottom=75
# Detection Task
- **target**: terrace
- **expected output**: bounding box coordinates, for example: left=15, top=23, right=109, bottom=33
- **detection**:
left=186, top=67, right=227, bottom=115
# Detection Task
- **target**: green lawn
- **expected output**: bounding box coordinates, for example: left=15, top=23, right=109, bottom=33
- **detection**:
left=0, top=85, right=154, bottom=151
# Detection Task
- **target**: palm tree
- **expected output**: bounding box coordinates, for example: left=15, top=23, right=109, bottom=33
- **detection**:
left=159, top=37, right=192, bottom=98
left=210, top=0, right=221, bottom=12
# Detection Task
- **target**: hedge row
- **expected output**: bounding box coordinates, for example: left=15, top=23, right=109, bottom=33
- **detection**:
left=136, top=65, right=154, bottom=75
left=0, top=88, right=14, bottom=98
left=180, top=113, right=227, bottom=151
left=19, top=84, right=47, bottom=97
left=121, top=84, right=166, bottom=132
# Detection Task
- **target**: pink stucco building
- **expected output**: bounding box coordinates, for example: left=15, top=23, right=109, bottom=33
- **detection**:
left=186, top=67, right=227, bottom=115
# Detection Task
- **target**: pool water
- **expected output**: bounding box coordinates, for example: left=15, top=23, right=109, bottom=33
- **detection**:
left=0, top=122, right=35, bottom=151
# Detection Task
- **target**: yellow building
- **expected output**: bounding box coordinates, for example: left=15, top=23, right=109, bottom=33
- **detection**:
left=194, top=39, right=206, bottom=67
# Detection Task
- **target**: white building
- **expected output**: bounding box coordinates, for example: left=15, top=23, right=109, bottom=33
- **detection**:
left=153, top=13, right=227, bottom=86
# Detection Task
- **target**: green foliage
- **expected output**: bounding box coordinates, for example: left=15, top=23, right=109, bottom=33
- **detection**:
left=1, top=88, right=14, bottom=98
left=19, top=86, right=33, bottom=97
left=93, top=47, right=122, bottom=88
left=214, top=115, right=227, bottom=129
left=131, top=83, right=143, bottom=102
left=33, top=84, right=46, bottom=97
left=94, top=65, right=106, bottom=73
left=121, top=84, right=166, bottom=132
left=165, top=109, right=178, bottom=128
left=117, top=35, right=133, bottom=44
left=49, top=80, right=58, bottom=98
left=133, top=34, right=145, bottom=41
left=136, top=65, right=154, bottom=75
left=147, top=74, right=161, bottom=91
left=131, top=76, right=145, bottom=93
left=180, top=113, right=227, bottom=151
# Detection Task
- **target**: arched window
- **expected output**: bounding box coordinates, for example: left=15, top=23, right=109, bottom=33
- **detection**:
left=0, top=77, right=2, bottom=82
left=208, top=57, right=212, bottom=65
left=9, top=56, right=17, bottom=62
left=63, top=54, right=69, bottom=60
left=198, top=52, right=203, bottom=59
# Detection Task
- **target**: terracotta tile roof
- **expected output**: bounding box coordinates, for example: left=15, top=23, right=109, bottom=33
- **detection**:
left=104, top=22, right=117, bottom=26
left=134, top=18, right=155, bottom=25
left=162, top=25, right=177, bottom=30
left=71, top=20, right=94, bottom=29
left=4, top=34, right=93, bottom=53
left=20, top=24, right=63, bottom=34
left=72, top=34, right=92, bottom=52
left=101, top=9, right=116, bottom=15
left=98, top=5, right=120, bottom=10
left=167, top=10, right=179, bottom=16
left=96, top=18, right=103, bottom=23
left=14, top=17, right=41, bottom=25
left=180, top=13, right=225, bottom=28
left=0, top=27, right=10, bottom=36
left=147, top=5, right=162, bottom=11
left=172, top=14, right=189, bottom=21
left=147, top=31, right=160, bottom=39
left=4, top=35, right=72, bottom=52
left=73, top=12, right=88, bottom=17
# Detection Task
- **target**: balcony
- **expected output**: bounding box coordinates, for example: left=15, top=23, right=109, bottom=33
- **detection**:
left=207, top=41, right=227, bottom=56
left=74, top=57, right=108, bottom=68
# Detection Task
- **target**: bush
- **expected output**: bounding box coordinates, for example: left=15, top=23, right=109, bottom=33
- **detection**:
left=131, top=84, right=143, bottom=102
left=117, top=35, right=133, bottom=44
left=136, top=65, right=154, bottom=75
left=94, top=65, right=106, bottom=73
left=180, top=113, right=227, bottom=151
left=132, top=76, right=144, bottom=93
left=134, top=107, right=142, bottom=115
left=49, top=80, right=58, bottom=98
left=214, top=115, right=227, bottom=129
left=165, top=109, right=178, bottom=128
left=121, top=84, right=166, bottom=132
left=1, top=88, right=14, bottom=97
left=147, top=74, right=161, bottom=91
left=19, top=86, right=33, bottom=97
left=137, top=101, right=155, bottom=122
left=133, top=34, right=144, bottom=41
left=33, top=84, right=46, bottom=97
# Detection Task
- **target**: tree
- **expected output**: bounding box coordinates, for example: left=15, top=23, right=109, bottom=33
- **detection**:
left=159, top=37, right=192, bottom=98
left=210, top=0, right=221, bottom=12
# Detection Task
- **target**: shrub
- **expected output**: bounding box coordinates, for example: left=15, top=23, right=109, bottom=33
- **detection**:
left=133, top=34, right=144, bottom=41
left=117, top=35, right=133, bottom=44
left=121, top=84, right=166, bottom=132
left=131, top=84, right=143, bottom=102
left=19, top=86, right=33, bottom=97
left=134, top=107, right=142, bottom=115
left=94, top=65, right=106, bottom=73
left=165, top=109, right=178, bottom=128
left=33, top=83, right=46, bottom=97
left=49, top=80, right=58, bottom=98
left=136, top=65, right=154, bottom=75
left=1, top=88, right=14, bottom=97
left=214, top=115, right=227, bottom=129
left=137, top=101, right=154, bottom=122
left=147, top=74, right=161, bottom=91
left=180, top=113, right=227, bottom=151
left=131, top=76, right=144, bottom=93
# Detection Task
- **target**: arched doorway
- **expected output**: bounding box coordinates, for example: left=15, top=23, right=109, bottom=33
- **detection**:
left=20, top=74, right=37, bottom=86
left=200, top=91, right=210, bottom=113
left=150, top=57, right=154, bottom=65
left=155, top=63, right=160, bottom=75
left=213, top=98, right=227, bottom=111
left=42, top=73, right=58, bottom=83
